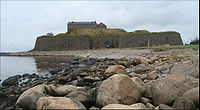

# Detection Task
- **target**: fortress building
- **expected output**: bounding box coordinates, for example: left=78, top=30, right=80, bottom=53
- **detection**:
left=67, top=21, right=107, bottom=32
left=34, top=21, right=183, bottom=51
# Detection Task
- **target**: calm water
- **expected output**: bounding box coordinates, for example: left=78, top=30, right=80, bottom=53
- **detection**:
left=0, top=56, right=74, bottom=82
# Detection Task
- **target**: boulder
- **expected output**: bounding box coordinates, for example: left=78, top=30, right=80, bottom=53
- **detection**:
left=147, top=71, right=159, bottom=80
left=183, top=87, right=199, bottom=107
left=170, top=64, right=199, bottom=78
left=159, top=104, right=174, bottom=110
left=132, top=58, right=141, bottom=65
left=101, top=104, right=134, bottom=109
left=53, top=85, right=79, bottom=96
left=104, top=65, right=126, bottom=78
left=65, top=87, right=96, bottom=108
left=151, top=78, right=192, bottom=106
left=2, top=75, right=21, bottom=86
left=172, top=97, right=196, bottom=109
left=140, top=97, right=151, bottom=104
left=149, top=55, right=159, bottom=64
left=163, top=74, right=198, bottom=87
left=131, top=77, right=146, bottom=95
left=96, top=74, right=140, bottom=107
left=16, top=84, right=55, bottom=104
left=146, top=102, right=155, bottom=109
left=139, top=57, right=149, bottom=64
left=144, top=85, right=152, bottom=98
left=53, top=85, right=96, bottom=108
left=36, top=97, right=86, bottom=109
left=90, top=66, right=98, bottom=72
left=130, top=103, right=146, bottom=109
left=15, top=92, right=48, bottom=109
left=83, top=76, right=100, bottom=83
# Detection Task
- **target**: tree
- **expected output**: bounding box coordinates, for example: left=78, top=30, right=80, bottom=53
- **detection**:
left=189, top=37, right=199, bottom=45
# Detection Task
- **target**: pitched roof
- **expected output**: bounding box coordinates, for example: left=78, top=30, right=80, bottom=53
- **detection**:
left=68, top=21, right=96, bottom=25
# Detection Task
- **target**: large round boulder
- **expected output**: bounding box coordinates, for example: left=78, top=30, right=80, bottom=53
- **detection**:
left=36, top=97, right=86, bottom=109
left=131, top=77, right=146, bottom=95
left=104, top=65, right=126, bottom=78
left=172, top=97, right=196, bottom=109
left=183, top=87, right=199, bottom=107
left=96, top=74, right=140, bottom=107
left=101, top=104, right=134, bottom=109
left=16, top=84, right=55, bottom=104
left=15, top=92, right=49, bottom=109
left=151, top=78, right=192, bottom=106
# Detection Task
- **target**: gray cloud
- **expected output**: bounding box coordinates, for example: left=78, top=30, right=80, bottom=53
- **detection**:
left=1, top=1, right=198, bottom=52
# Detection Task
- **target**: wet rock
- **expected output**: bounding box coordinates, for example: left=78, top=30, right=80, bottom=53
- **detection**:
left=183, top=87, right=199, bottom=107
left=130, top=103, right=146, bottom=109
left=22, top=73, right=31, bottom=78
left=172, top=97, right=196, bottom=109
left=0, top=95, right=17, bottom=109
left=159, top=104, right=174, bottom=110
left=79, top=72, right=89, bottom=77
left=151, top=78, right=192, bottom=106
left=131, top=77, right=146, bottom=95
left=104, top=65, right=126, bottom=78
left=70, top=61, right=80, bottom=65
left=57, top=74, right=73, bottom=84
left=2, top=75, right=21, bottom=86
left=36, top=97, right=86, bottom=109
left=102, top=104, right=134, bottom=109
left=16, top=92, right=48, bottom=109
left=96, top=74, right=140, bottom=107
left=49, top=69, right=62, bottom=75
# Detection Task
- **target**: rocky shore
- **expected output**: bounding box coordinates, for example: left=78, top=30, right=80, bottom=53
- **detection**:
left=0, top=48, right=199, bottom=109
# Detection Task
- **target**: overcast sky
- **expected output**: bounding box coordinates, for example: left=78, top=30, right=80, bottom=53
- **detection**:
left=1, top=1, right=199, bottom=52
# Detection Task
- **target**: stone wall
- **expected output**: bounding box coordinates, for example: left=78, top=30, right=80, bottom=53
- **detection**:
left=34, top=32, right=183, bottom=51
left=34, top=37, right=90, bottom=51
left=119, top=33, right=183, bottom=48
left=90, top=37, right=119, bottom=49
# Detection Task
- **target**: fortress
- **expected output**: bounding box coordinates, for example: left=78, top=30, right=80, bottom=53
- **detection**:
left=34, top=21, right=183, bottom=51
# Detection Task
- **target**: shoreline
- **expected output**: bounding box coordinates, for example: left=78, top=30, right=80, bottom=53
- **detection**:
left=0, top=47, right=199, bottom=109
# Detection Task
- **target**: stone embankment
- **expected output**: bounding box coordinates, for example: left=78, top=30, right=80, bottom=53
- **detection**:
left=0, top=48, right=199, bottom=109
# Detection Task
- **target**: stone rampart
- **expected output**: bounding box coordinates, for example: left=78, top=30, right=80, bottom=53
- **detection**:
left=34, top=32, right=183, bottom=51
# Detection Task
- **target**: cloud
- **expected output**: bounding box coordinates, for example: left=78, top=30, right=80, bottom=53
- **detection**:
left=1, top=1, right=198, bottom=52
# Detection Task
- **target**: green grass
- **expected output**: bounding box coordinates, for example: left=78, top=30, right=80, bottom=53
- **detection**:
left=38, top=29, right=180, bottom=38
left=131, top=45, right=199, bottom=52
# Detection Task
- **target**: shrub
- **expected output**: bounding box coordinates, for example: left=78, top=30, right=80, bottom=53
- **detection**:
left=189, top=37, right=199, bottom=45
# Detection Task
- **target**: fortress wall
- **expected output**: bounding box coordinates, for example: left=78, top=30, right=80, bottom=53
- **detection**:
left=119, top=33, right=183, bottom=48
left=34, top=37, right=90, bottom=51
left=34, top=32, right=183, bottom=51
left=90, top=37, right=119, bottom=49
